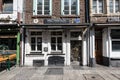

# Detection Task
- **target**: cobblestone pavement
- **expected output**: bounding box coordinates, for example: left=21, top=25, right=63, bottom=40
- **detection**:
left=0, top=65, right=120, bottom=80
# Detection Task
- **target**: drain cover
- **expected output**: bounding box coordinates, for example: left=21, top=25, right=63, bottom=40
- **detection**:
left=45, top=68, right=63, bottom=75
left=83, top=74, right=104, bottom=80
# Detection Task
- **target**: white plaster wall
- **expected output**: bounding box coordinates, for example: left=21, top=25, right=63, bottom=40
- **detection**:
left=90, top=28, right=95, bottom=59
left=24, top=29, right=68, bottom=66
left=82, top=35, right=87, bottom=66
left=66, top=30, right=70, bottom=65
left=102, top=28, right=109, bottom=57
left=0, top=0, right=23, bottom=22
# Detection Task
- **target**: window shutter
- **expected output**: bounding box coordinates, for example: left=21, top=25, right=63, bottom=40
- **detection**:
left=77, top=0, right=80, bottom=15
left=33, top=0, right=37, bottom=15
left=61, top=0, right=64, bottom=15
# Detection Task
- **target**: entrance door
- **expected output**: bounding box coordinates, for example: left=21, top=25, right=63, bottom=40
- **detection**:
left=95, top=30, right=103, bottom=64
left=70, top=40, right=82, bottom=65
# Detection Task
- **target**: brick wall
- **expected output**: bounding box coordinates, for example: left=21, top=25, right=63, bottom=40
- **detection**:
left=24, top=0, right=85, bottom=24
left=0, top=0, right=2, bottom=13
left=90, top=0, right=120, bottom=23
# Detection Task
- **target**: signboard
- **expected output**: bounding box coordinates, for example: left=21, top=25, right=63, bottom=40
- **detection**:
left=107, top=16, right=120, bottom=23
left=74, top=18, right=80, bottom=23
left=44, top=19, right=69, bottom=24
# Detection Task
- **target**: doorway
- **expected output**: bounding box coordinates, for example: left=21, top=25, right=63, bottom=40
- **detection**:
left=70, top=40, right=82, bottom=65
left=95, top=30, right=103, bottom=65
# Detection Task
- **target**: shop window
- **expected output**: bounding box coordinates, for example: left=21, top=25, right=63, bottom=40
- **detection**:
left=33, top=0, right=52, bottom=15
left=51, top=31, right=62, bottom=51
left=2, top=0, right=13, bottom=13
left=31, top=31, right=42, bottom=52
left=109, top=0, right=120, bottom=13
left=92, top=0, right=104, bottom=14
left=61, top=0, right=79, bottom=15
left=111, top=29, right=120, bottom=51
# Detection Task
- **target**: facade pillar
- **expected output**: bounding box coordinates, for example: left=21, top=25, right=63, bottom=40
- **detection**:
left=89, top=28, right=96, bottom=67
left=66, top=30, right=70, bottom=65
left=16, top=32, right=20, bottom=65
left=82, top=35, right=87, bottom=66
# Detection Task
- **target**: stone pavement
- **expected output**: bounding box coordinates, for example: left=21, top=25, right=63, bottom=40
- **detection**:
left=0, top=65, right=120, bottom=80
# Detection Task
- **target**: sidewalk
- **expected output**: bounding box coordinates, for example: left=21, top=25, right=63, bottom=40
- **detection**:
left=0, top=65, right=120, bottom=80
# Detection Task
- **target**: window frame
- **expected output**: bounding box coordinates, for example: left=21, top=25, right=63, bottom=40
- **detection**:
left=2, top=0, right=13, bottom=14
left=33, top=0, right=52, bottom=15
left=61, top=0, right=80, bottom=15
left=111, top=29, right=120, bottom=51
left=51, top=31, right=62, bottom=52
left=109, top=0, right=120, bottom=13
left=30, top=31, right=42, bottom=52
left=92, top=0, right=104, bottom=14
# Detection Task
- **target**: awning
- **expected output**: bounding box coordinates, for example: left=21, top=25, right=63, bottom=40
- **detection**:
left=0, top=23, right=19, bottom=29
left=93, top=23, right=120, bottom=27
left=20, top=23, right=90, bottom=29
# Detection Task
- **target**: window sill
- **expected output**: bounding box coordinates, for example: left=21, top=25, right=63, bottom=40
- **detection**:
left=26, top=53, right=44, bottom=55
left=32, top=15, right=52, bottom=18
left=60, top=15, right=80, bottom=18
left=91, top=14, right=107, bottom=17
left=47, top=54, right=65, bottom=55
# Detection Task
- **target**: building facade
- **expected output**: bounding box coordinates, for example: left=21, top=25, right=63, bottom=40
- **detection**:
left=90, top=0, right=120, bottom=67
left=0, top=0, right=23, bottom=65
left=22, top=0, right=90, bottom=66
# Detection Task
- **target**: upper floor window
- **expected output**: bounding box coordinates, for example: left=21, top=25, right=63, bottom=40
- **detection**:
left=33, top=0, right=52, bottom=15
left=61, top=0, right=79, bottom=15
left=109, top=0, right=120, bottom=13
left=2, top=0, right=13, bottom=13
left=92, top=0, right=104, bottom=14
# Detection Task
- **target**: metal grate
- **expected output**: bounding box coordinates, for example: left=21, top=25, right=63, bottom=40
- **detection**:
left=45, top=68, right=63, bottom=75
left=83, top=74, right=104, bottom=80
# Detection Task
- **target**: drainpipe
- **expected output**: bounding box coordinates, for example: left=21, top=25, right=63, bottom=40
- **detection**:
left=21, top=0, right=26, bottom=66
left=85, top=0, right=91, bottom=67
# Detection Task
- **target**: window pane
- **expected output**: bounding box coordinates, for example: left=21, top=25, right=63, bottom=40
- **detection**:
left=71, top=10, right=76, bottom=14
left=71, top=0, right=77, bottom=14
left=51, top=44, right=56, bottom=50
left=3, top=0, right=13, bottom=13
left=99, top=6, right=103, bottom=13
left=64, top=6, right=69, bottom=10
left=37, top=6, right=42, bottom=10
left=57, top=44, right=62, bottom=50
left=37, top=37, right=42, bottom=44
left=31, top=37, right=36, bottom=51
left=37, top=11, right=42, bottom=14
left=57, top=37, right=62, bottom=43
left=64, top=0, right=69, bottom=5
left=51, top=37, right=56, bottom=43
left=44, top=0, right=49, bottom=15
left=112, top=41, right=120, bottom=51
left=109, top=0, right=114, bottom=13
left=99, top=0, right=103, bottom=13
left=31, top=37, right=35, bottom=43
left=37, top=37, right=42, bottom=50
left=93, top=0, right=97, bottom=13
left=115, top=0, right=119, bottom=13
left=111, top=29, right=120, bottom=39
left=37, top=0, right=42, bottom=14
left=31, top=45, right=35, bottom=50
left=37, top=45, right=42, bottom=50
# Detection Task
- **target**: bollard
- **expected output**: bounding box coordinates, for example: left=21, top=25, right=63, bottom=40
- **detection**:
left=6, top=59, right=10, bottom=71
